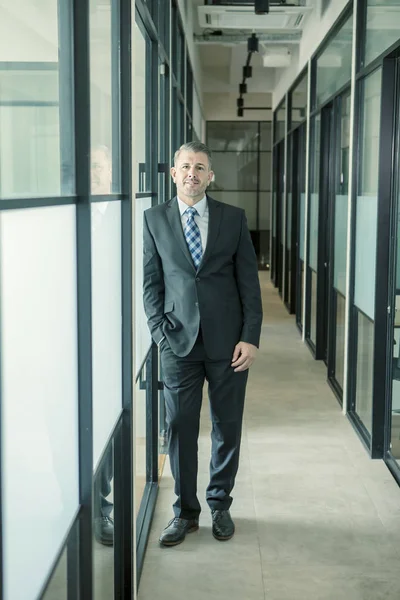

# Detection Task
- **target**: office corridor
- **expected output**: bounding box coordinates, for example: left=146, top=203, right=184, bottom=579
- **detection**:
left=138, top=273, right=400, bottom=600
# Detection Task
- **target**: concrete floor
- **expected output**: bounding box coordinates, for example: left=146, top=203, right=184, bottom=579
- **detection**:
left=138, top=273, right=400, bottom=600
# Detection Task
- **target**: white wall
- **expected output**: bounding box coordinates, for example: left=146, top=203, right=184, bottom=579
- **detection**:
left=273, top=0, right=351, bottom=108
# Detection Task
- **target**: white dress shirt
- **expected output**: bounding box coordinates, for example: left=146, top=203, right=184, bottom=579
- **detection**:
left=177, top=195, right=209, bottom=253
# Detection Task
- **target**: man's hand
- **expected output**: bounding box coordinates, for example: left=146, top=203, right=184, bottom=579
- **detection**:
left=231, top=341, right=258, bottom=372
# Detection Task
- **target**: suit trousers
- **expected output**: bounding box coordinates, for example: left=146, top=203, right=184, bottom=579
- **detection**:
left=160, top=331, right=248, bottom=520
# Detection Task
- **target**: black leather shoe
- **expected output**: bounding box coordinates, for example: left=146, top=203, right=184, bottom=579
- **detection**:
left=211, top=509, right=235, bottom=541
left=94, top=516, right=114, bottom=546
left=159, top=517, right=199, bottom=547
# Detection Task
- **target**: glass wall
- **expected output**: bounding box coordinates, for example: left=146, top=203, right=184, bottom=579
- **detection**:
left=315, top=13, right=353, bottom=107
left=0, top=0, right=134, bottom=596
left=206, top=121, right=272, bottom=264
left=333, top=93, right=351, bottom=391
left=291, top=72, right=308, bottom=128
left=271, top=0, right=400, bottom=480
left=308, top=114, right=321, bottom=346
left=364, top=0, right=400, bottom=67
left=274, top=99, right=286, bottom=143
left=353, top=68, right=382, bottom=434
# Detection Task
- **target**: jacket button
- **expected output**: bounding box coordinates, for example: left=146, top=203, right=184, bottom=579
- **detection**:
left=195, top=302, right=199, bottom=307
left=196, top=277, right=200, bottom=282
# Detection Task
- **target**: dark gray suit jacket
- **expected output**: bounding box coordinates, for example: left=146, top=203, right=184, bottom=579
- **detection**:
left=143, top=195, right=263, bottom=360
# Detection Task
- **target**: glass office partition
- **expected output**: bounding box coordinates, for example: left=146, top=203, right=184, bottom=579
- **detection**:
left=315, top=13, right=353, bottom=107
left=353, top=68, right=382, bottom=434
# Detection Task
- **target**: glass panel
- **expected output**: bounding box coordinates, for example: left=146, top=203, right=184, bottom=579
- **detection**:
left=0, top=1, right=75, bottom=198
left=274, top=101, right=286, bottom=143
left=193, top=87, right=203, bottom=141
left=135, top=197, right=153, bottom=374
left=90, top=0, right=120, bottom=194
left=334, top=195, right=348, bottom=295
left=259, top=192, right=271, bottom=231
left=210, top=152, right=258, bottom=191
left=210, top=191, right=257, bottom=230
left=260, top=153, right=272, bottom=190
left=335, top=292, right=346, bottom=390
left=309, top=115, right=320, bottom=271
left=365, top=1, right=400, bottom=67
left=1, top=206, right=79, bottom=600
left=260, top=122, right=272, bottom=151
left=354, top=69, right=381, bottom=320
left=135, top=377, right=147, bottom=516
left=310, top=270, right=317, bottom=345
left=298, top=260, right=304, bottom=325
left=207, top=122, right=258, bottom=152
left=356, top=312, right=375, bottom=434
left=93, top=440, right=115, bottom=599
left=334, top=93, right=351, bottom=295
left=389, top=82, right=400, bottom=463
left=392, top=306, right=400, bottom=459
left=42, top=548, right=67, bottom=600
left=135, top=24, right=149, bottom=192
left=92, top=201, right=122, bottom=469
left=316, top=13, right=353, bottom=106
left=291, top=71, right=308, bottom=126
left=299, top=193, right=305, bottom=260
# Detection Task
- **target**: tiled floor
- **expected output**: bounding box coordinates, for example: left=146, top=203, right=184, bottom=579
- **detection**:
left=138, top=273, right=400, bottom=600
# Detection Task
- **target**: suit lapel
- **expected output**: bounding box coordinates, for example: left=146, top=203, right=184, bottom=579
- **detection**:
left=198, top=195, right=222, bottom=272
left=166, top=197, right=196, bottom=271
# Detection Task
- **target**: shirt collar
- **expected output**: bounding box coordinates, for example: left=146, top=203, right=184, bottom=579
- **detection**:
left=177, top=195, right=207, bottom=218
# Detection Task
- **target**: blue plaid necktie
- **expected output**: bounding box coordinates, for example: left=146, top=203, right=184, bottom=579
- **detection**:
left=184, top=207, right=203, bottom=268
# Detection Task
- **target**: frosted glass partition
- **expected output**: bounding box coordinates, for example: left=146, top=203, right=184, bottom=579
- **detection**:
left=334, top=194, right=348, bottom=295
left=299, top=193, right=305, bottom=260
left=309, top=193, right=319, bottom=271
left=354, top=195, right=378, bottom=320
left=135, top=197, right=153, bottom=375
left=0, top=1, right=75, bottom=198
left=1, top=206, right=79, bottom=600
left=91, top=201, right=122, bottom=469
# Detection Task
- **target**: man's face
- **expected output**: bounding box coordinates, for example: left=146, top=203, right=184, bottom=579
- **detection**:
left=170, top=151, right=214, bottom=205
left=91, top=148, right=112, bottom=194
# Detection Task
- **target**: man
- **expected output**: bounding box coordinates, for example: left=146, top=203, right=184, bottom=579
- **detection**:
left=143, top=141, right=262, bottom=547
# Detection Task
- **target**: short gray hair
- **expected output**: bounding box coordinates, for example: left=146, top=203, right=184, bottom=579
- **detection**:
left=173, top=142, right=213, bottom=170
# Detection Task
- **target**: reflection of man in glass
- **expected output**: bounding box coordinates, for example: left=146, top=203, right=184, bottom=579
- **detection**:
left=94, top=447, right=114, bottom=546
left=91, top=144, right=114, bottom=546
left=91, top=144, right=112, bottom=194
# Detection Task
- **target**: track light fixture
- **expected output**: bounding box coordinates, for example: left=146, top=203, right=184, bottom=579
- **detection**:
left=247, top=33, right=259, bottom=53
left=243, top=65, right=252, bottom=78
left=237, top=98, right=244, bottom=108
left=237, top=107, right=244, bottom=117
left=239, top=83, right=247, bottom=94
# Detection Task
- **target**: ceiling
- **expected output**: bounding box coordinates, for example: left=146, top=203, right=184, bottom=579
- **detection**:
left=193, top=0, right=318, bottom=96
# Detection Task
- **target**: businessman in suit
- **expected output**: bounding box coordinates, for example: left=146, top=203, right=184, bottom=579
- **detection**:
left=143, top=141, right=262, bottom=547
